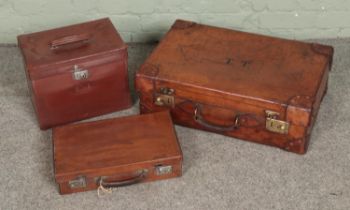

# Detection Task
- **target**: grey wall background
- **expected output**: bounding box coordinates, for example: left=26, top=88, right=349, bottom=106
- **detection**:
left=1, top=0, right=350, bottom=43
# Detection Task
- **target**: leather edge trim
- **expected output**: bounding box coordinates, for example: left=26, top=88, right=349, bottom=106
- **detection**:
left=311, top=43, right=334, bottom=70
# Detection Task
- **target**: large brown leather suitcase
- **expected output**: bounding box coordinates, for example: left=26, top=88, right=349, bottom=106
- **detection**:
left=17, top=18, right=131, bottom=129
left=53, top=111, right=182, bottom=195
left=136, top=20, right=334, bottom=154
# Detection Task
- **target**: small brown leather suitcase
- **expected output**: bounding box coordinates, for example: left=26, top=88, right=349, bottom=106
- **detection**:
left=136, top=20, right=334, bottom=154
left=53, top=111, right=182, bottom=195
left=17, top=18, right=131, bottom=129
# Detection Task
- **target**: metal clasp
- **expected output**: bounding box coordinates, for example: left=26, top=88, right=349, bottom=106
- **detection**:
left=72, top=65, right=89, bottom=80
left=154, top=87, right=175, bottom=107
left=68, top=176, right=86, bottom=189
left=155, top=165, right=173, bottom=175
left=265, top=110, right=289, bottom=134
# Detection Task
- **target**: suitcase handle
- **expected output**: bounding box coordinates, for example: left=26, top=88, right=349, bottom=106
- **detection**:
left=96, top=169, right=148, bottom=189
left=50, top=33, right=91, bottom=50
left=194, top=105, right=240, bottom=132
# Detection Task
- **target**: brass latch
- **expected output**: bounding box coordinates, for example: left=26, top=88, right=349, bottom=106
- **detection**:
left=154, top=87, right=175, bottom=107
left=265, top=110, right=289, bottom=134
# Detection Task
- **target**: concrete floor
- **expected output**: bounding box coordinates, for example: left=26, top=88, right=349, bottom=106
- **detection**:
left=0, top=41, right=349, bottom=210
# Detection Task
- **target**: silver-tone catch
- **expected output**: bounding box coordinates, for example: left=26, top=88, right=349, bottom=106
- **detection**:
left=68, top=176, right=86, bottom=189
left=72, top=65, right=89, bottom=80
left=155, top=165, right=173, bottom=175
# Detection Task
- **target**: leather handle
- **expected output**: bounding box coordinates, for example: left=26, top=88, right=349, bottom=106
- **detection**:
left=50, top=33, right=91, bottom=50
left=97, top=169, right=148, bottom=189
left=194, top=104, right=240, bottom=132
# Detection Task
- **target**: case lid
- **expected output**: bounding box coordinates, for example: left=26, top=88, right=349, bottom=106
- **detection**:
left=137, top=20, right=333, bottom=109
left=17, top=18, right=126, bottom=75
left=53, top=111, right=182, bottom=182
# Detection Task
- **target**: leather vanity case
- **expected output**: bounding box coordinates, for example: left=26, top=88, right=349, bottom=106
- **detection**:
left=53, top=111, right=182, bottom=195
left=17, top=18, right=131, bottom=129
left=135, top=20, right=334, bottom=154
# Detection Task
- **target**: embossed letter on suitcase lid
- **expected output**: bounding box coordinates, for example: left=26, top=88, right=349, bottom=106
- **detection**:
left=136, top=20, right=333, bottom=154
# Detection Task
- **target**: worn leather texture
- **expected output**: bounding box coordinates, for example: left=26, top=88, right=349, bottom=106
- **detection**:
left=136, top=19, right=334, bottom=154
left=17, top=18, right=132, bottom=129
left=53, top=111, right=182, bottom=195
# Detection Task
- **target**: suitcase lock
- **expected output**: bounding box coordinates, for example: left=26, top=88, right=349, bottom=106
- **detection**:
left=154, top=87, right=175, bottom=107
left=68, top=176, right=86, bottom=189
left=265, top=110, right=289, bottom=134
left=72, top=65, right=89, bottom=80
left=155, top=165, right=173, bottom=175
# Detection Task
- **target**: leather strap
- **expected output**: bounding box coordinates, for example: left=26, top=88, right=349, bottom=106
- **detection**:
left=96, top=169, right=148, bottom=189
left=194, top=104, right=240, bottom=132
left=177, top=101, right=264, bottom=129
left=50, top=33, right=91, bottom=50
